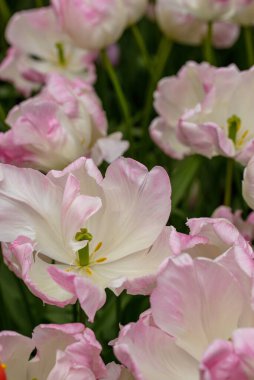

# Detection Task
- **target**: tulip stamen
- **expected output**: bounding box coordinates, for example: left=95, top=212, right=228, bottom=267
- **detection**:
left=236, top=130, right=249, bottom=148
left=96, top=257, right=107, bottom=263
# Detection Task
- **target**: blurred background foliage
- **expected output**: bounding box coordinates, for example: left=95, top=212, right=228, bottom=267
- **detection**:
left=0, top=0, right=250, bottom=362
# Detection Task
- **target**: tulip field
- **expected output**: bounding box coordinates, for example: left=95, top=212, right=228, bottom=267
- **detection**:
left=1, top=0, right=254, bottom=379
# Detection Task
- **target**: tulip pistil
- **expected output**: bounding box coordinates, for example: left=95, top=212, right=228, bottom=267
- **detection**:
left=227, top=115, right=241, bottom=144
left=55, top=42, right=66, bottom=66
left=75, top=228, right=93, bottom=267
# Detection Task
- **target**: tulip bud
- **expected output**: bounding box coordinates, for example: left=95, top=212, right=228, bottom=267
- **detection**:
left=52, top=0, right=127, bottom=50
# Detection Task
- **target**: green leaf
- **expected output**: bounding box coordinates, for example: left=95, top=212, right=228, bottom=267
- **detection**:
left=171, top=155, right=201, bottom=209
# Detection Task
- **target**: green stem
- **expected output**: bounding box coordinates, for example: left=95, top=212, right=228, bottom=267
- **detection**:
left=131, top=24, right=152, bottom=73
left=0, top=104, right=8, bottom=131
left=35, top=0, right=44, bottom=7
left=115, top=296, right=121, bottom=334
left=203, top=22, right=216, bottom=65
left=100, top=50, right=132, bottom=146
left=0, top=256, right=6, bottom=329
left=76, top=302, right=87, bottom=324
left=224, top=158, right=234, bottom=207
left=0, top=0, right=10, bottom=23
left=142, top=36, right=172, bottom=138
left=244, top=26, right=254, bottom=67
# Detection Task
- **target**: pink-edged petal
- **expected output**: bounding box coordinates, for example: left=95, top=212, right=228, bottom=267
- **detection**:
left=113, top=320, right=199, bottom=380
left=90, top=132, right=129, bottom=166
left=47, top=351, right=97, bottom=380
left=154, top=62, right=215, bottom=125
left=49, top=328, right=106, bottom=380
left=232, top=328, right=254, bottom=376
left=187, top=217, right=243, bottom=250
left=212, top=22, right=240, bottom=49
left=200, top=328, right=254, bottom=380
left=48, top=157, right=103, bottom=198
left=102, top=363, right=135, bottom=380
left=29, top=323, right=86, bottom=379
left=61, top=173, right=102, bottom=246
left=6, top=7, right=62, bottom=60
left=91, top=227, right=173, bottom=296
left=48, top=266, right=106, bottom=322
left=27, top=257, right=76, bottom=306
left=243, top=156, right=254, bottom=210
left=0, top=47, right=39, bottom=96
left=149, top=117, right=191, bottom=159
left=151, top=254, right=244, bottom=360
left=2, top=234, right=76, bottom=307
left=156, top=4, right=206, bottom=46
left=2, top=237, right=34, bottom=279
left=168, top=228, right=208, bottom=256
left=236, top=139, right=254, bottom=166
left=178, top=117, right=235, bottom=158
left=0, top=331, right=34, bottom=380
left=200, top=339, right=245, bottom=380
left=88, top=157, right=171, bottom=263
left=0, top=164, right=73, bottom=262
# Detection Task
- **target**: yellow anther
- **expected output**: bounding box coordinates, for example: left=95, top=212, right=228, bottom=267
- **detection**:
left=85, top=267, right=93, bottom=276
left=96, top=257, right=107, bottom=263
left=237, top=130, right=249, bottom=146
left=1, top=363, right=6, bottom=369
left=94, top=242, right=103, bottom=252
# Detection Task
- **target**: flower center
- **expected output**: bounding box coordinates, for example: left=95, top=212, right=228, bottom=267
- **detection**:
left=75, top=228, right=93, bottom=267
left=227, top=114, right=250, bottom=148
left=74, top=228, right=107, bottom=271
left=55, top=42, right=66, bottom=67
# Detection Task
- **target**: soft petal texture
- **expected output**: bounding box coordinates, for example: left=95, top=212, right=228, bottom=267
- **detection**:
left=102, top=363, right=135, bottom=380
left=0, top=48, right=39, bottom=96
left=53, top=0, right=127, bottom=50
left=151, top=61, right=254, bottom=164
left=200, top=339, right=246, bottom=380
left=114, top=243, right=254, bottom=378
left=0, top=157, right=172, bottom=319
left=212, top=206, right=254, bottom=241
left=114, top=320, right=199, bottom=380
left=48, top=266, right=107, bottom=322
left=200, top=328, right=254, bottom=379
left=88, top=227, right=173, bottom=297
left=123, top=0, right=148, bottom=24
left=0, top=74, right=128, bottom=171
left=0, top=324, right=107, bottom=380
left=243, top=156, right=254, bottom=210
left=151, top=255, right=244, bottom=360
left=179, top=66, right=254, bottom=164
left=160, top=0, right=238, bottom=21
left=0, top=7, right=95, bottom=94
left=212, top=21, right=240, bottom=48
left=150, top=61, right=216, bottom=158
left=0, top=331, right=34, bottom=380
left=45, top=327, right=107, bottom=379
left=90, top=132, right=130, bottom=166
left=155, top=2, right=239, bottom=47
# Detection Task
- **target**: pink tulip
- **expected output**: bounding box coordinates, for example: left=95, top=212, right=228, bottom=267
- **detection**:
left=0, top=7, right=96, bottom=95
left=0, top=157, right=172, bottom=321
left=52, top=0, right=127, bottom=50
left=0, top=74, right=128, bottom=171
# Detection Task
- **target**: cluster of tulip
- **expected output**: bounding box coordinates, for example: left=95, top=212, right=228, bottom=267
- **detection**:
left=1, top=0, right=254, bottom=379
